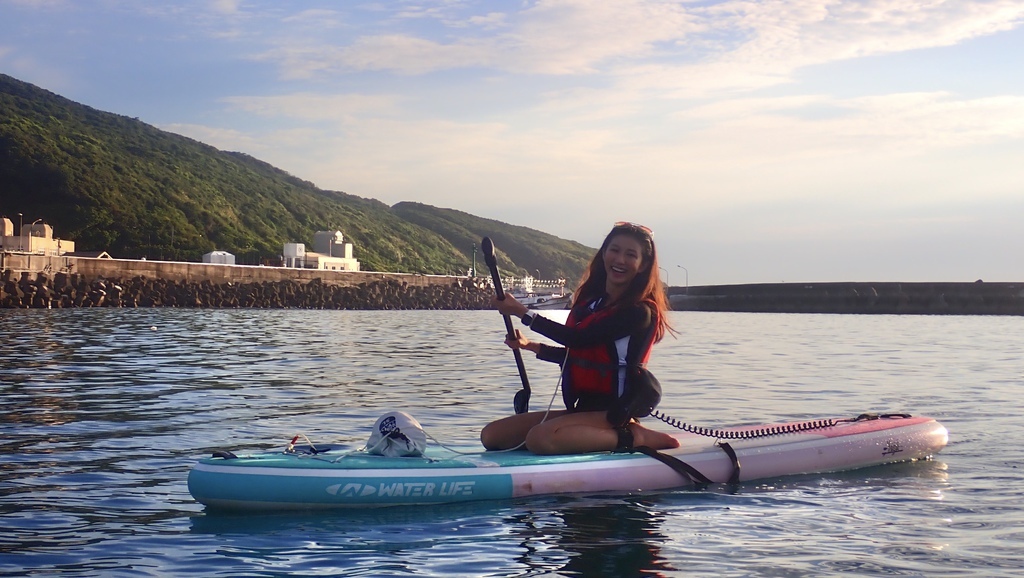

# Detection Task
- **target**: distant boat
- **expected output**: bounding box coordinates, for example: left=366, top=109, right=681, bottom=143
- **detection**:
left=507, top=276, right=572, bottom=310
left=513, top=290, right=573, bottom=310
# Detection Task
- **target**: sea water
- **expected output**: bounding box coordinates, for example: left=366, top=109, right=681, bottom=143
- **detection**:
left=1, top=308, right=1022, bottom=577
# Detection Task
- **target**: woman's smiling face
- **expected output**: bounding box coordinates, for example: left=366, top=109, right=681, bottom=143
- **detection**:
left=603, top=233, right=646, bottom=292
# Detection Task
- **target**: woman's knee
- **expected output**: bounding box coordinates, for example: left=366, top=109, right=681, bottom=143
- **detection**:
left=523, top=432, right=553, bottom=455
left=481, top=414, right=535, bottom=450
left=480, top=422, right=503, bottom=450
left=524, top=423, right=560, bottom=454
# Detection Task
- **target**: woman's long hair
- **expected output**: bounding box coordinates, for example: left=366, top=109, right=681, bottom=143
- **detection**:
left=572, top=222, right=676, bottom=342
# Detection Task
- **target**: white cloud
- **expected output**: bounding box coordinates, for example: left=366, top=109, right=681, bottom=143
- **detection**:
left=610, top=0, right=1024, bottom=98
left=209, top=0, right=242, bottom=15
left=844, top=92, right=1024, bottom=145
left=245, top=0, right=1024, bottom=90
left=739, top=0, right=1022, bottom=62
left=463, top=12, right=507, bottom=30
left=676, top=91, right=1024, bottom=150
left=252, top=36, right=486, bottom=78
left=281, top=9, right=343, bottom=26
left=333, top=34, right=493, bottom=74
left=253, top=0, right=697, bottom=77
left=161, top=123, right=261, bottom=150
left=221, top=92, right=405, bottom=121
left=501, top=0, right=698, bottom=74
left=3, top=0, right=68, bottom=8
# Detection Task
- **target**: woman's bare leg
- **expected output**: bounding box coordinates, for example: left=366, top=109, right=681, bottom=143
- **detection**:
left=629, top=421, right=681, bottom=451
left=524, top=412, right=681, bottom=455
left=480, top=410, right=569, bottom=450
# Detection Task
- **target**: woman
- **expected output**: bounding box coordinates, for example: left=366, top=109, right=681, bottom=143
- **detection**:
left=481, top=221, right=680, bottom=455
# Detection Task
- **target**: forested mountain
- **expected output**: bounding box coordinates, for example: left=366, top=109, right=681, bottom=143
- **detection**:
left=391, top=202, right=593, bottom=281
left=0, top=74, right=593, bottom=279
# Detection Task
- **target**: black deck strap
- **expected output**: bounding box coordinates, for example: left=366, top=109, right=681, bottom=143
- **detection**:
left=630, top=445, right=714, bottom=488
left=718, top=442, right=741, bottom=484
left=615, top=426, right=635, bottom=452
left=853, top=412, right=912, bottom=422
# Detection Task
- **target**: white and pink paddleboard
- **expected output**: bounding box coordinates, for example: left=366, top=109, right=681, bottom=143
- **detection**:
left=188, top=413, right=948, bottom=510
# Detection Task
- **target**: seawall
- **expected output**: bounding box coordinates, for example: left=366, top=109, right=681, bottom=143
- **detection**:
left=0, top=253, right=462, bottom=287
left=669, top=282, right=1024, bottom=316
left=5, top=254, right=1022, bottom=314
left=0, top=254, right=492, bottom=310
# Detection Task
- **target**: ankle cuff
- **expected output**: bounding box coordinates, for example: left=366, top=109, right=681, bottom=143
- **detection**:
left=615, top=425, right=634, bottom=452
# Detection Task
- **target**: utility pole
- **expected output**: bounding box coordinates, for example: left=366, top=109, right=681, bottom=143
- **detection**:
left=472, top=243, right=477, bottom=277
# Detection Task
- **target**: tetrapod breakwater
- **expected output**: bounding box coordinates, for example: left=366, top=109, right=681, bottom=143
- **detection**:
left=1, top=268, right=492, bottom=310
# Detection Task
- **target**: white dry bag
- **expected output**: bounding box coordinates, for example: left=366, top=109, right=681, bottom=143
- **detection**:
left=366, top=411, right=428, bottom=457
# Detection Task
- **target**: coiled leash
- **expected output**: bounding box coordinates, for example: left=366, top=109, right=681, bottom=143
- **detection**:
left=617, top=412, right=913, bottom=488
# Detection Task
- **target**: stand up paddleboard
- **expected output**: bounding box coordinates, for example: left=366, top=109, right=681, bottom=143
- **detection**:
left=188, top=413, right=948, bottom=511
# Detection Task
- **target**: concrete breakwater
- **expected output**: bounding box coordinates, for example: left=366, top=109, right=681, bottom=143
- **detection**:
left=669, top=282, right=1024, bottom=316
left=1, top=270, right=493, bottom=310
left=5, top=254, right=1021, bottom=314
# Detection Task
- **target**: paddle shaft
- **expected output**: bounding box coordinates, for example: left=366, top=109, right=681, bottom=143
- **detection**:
left=481, top=237, right=531, bottom=413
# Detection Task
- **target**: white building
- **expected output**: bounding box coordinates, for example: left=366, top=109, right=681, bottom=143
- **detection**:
left=313, top=230, right=355, bottom=260
left=282, top=243, right=305, bottom=268
left=283, top=231, right=360, bottom=271
left=202, top=250, right=236, bottom=265
left=0, top=218, right=75, bottom=255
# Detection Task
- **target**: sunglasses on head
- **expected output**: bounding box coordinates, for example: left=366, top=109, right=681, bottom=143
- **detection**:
left=613, top=221, right=653, bottom=237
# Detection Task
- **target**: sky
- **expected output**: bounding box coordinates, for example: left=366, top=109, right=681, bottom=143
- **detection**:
left=2, top=0, right=1022, bottom=285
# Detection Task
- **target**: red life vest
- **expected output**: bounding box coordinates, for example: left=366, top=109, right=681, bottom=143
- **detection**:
left=563, top=298, right=658, bottom=401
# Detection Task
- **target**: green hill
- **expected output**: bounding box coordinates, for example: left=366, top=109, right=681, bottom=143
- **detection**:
left=0, top=73, right=593, bottom=279
left=391, top=202, right=593, bottom=281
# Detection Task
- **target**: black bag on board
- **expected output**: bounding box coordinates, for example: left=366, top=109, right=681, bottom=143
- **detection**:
left=606, top=366, right=662, bottom=427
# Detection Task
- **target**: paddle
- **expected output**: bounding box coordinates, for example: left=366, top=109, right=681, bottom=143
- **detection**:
left=481, top=236, right=531, bottom=414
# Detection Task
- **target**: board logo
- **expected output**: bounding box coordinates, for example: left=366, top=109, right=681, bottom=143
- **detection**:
left=881, top=438, right=904, bottom=456
left=326, top=480, right=476, bottom=500
left=327, top=483, right=377, bottom=497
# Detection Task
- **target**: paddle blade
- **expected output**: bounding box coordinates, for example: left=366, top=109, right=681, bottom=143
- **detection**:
left=514, top=388, right=531, bottom=414
left=481, top=236, right=497, bottom=267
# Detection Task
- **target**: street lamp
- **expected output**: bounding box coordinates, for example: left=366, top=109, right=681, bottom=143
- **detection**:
left=27, top=219, right=42, bottom=253
left=659, top=266, right=668, bottom=286
left=677, top=265, right=688, bottom=294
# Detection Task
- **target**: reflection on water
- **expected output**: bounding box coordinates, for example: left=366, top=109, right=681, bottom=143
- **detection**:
left=541, top=498, right=676, bottom=576
left=187, top=495, right=677, bottom=576
left=1, top=309, right=1022, bottom=576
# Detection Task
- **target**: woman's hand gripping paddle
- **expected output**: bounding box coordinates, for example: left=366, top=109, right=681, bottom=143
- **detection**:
left=481, top=237, right=531, bottom=414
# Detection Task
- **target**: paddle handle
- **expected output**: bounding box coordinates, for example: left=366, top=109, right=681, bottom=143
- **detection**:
left=481, top=237, right=531, bottom=413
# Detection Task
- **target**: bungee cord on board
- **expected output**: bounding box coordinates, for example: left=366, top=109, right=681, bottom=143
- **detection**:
left=649, top=410, right=840, bottom=440
left=648, top=410, right=914, bottom=441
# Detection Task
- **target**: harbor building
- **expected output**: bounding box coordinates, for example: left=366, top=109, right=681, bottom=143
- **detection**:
left=282, top=230, right=360, bottom=271
left=0, top=217, right=75, bottom=255
left=202, top=250, right=236, bottom=265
